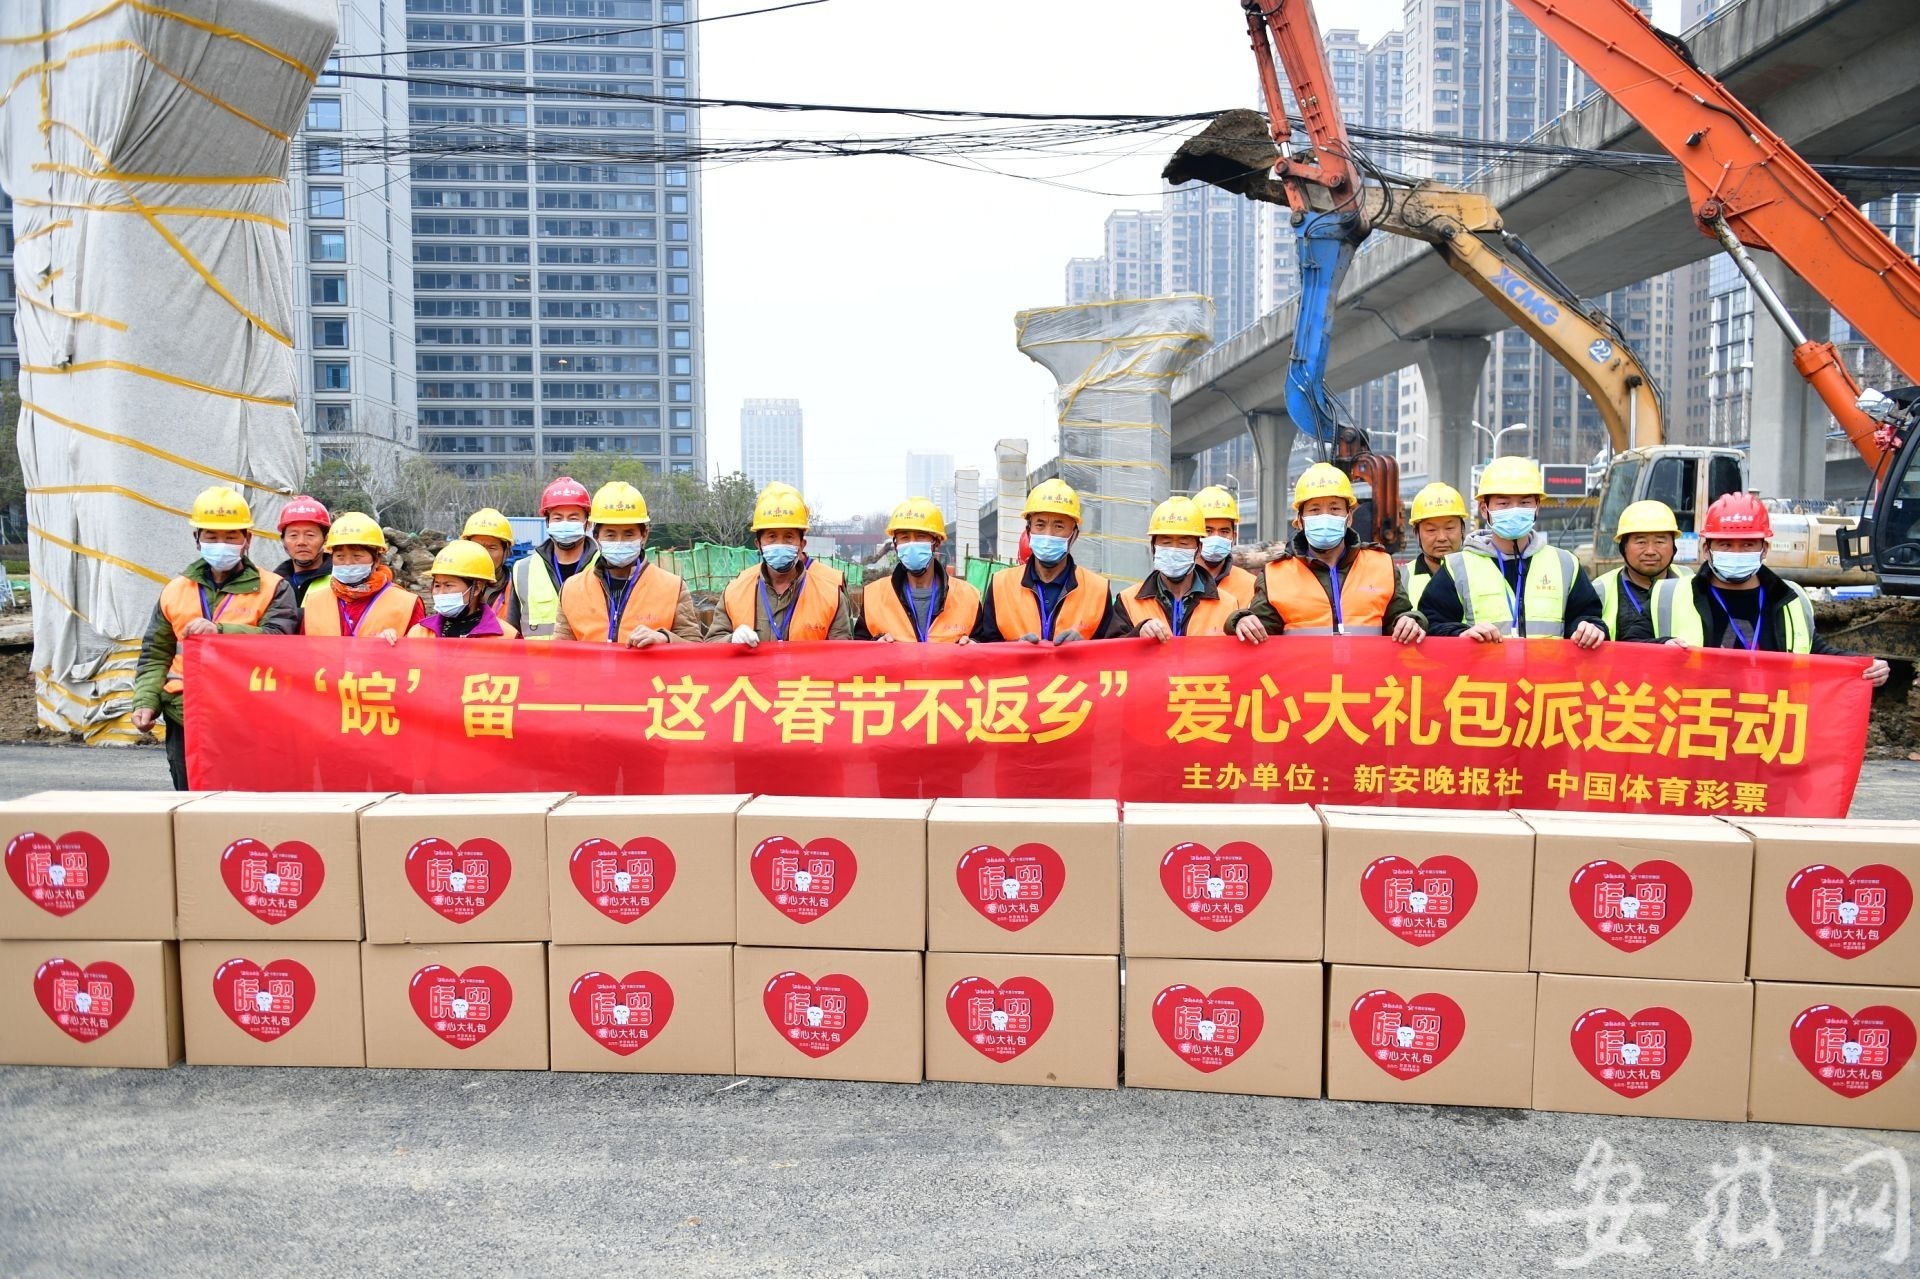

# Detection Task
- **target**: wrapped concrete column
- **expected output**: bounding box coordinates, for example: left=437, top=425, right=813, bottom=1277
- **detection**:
left=1015, top=296, right=1212, bottom=583
left=1, top=0, right=335, bottom=739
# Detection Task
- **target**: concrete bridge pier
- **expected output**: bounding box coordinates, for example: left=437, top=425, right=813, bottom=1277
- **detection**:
left=1748, top=255, right=1833, bottom=502
left=1248, top=412, right=1292, bottom=542
left=1415, top=335, right=1491, bottom=499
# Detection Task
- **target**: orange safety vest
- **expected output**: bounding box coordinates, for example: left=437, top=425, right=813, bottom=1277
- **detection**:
left=303, top=584, right=419, bottom=639
left=158, top=569, right=284, bottom=694
left=1212, top=563, right=1258, bottom=609
left=1119, top=580, right=1238, bottom=636
left=988, top=564, right=1110, bottom=641
left=862, top=575, right=981, bottom=642
left=559, top=564, right=685, bottom=643
left=1263, top=550, right=1396, bottom=635
left=723, top=562, right=845, bottom=641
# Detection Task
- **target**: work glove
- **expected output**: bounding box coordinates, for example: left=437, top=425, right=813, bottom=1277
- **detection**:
left=729, top=625, right=759, bottom=647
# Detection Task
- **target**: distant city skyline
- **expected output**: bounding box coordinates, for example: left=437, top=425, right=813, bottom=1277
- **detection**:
left=740, top=397, right=805, bottom=492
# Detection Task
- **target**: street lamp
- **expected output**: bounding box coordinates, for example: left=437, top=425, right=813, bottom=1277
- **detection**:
left=1472, top=420, right=1531, bottom=461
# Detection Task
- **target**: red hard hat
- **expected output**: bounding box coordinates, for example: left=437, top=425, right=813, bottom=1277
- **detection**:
left=277, top=495, right=331, bottom=532
left=541, top=475, right=591, bottom=515
left=1701, top=491, right=1773, bottom=540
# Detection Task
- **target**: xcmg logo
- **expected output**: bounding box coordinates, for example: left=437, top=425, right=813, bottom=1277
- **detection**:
left=1492, top=268, right=1561, bottom=326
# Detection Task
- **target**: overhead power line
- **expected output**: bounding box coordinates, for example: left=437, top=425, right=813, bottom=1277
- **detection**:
left=335, top=0, right=830, bottom=60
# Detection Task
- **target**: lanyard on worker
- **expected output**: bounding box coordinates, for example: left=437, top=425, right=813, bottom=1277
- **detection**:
left=759, top=563, right=806, bottom=643
left=1326, top=559, right=1344, bottom=635
left=1710, top=584, right=1766, bottom=651
left=604, top=567, right=639, bottom=643
left=1168, top=590, right=1188, bottom=637
left=906, top=584, right=935, bottom=643
left=196, top=585, right=233, bottom=624
left=1493, top=546, right=1527, bottom=630
left=1029, top=578, right=1066, bottom=642
left=337, top=584, right=389, bottom=637
left=1621, top=575, right=1649, bottom=617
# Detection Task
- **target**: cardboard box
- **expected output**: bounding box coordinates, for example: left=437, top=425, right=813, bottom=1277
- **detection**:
left=175, top=793, right=390, bottom=941
left=927, top=799, right=1119, bottom=955
left=1532, top=973, right=1752, bottom=1122
left=733, top=946, right=922, bottom=1083
left=360, top=793, right=569, bottom=944
left=0, top=792, right=193, bottom=940
left=735, top=797, right=929, bottom=952
left=924, top=952, right=1117, bottom=1089
left=547, top=795, right=748, bottom=945
left=0, top=939, right=182, bottom=1068
left=548, top=944, right=733, bottom=1075
left=361, top=942, right=548, bottom=1070
left=180, top=940, right=365, bottom=1067
left=1327, top=964, right=1536, bottom=1108
left=1124, top=957, right=1322, bottom=1098
left=1748, top=981, right=1919, bottom=1131
left=1519, top=810, right=1752, bottom=982
left=1121, top=805, right=1322, bottom=961
left=1732, top=818, right=1919, bottom=987
left=1321, top=807, right=1534, bottom=973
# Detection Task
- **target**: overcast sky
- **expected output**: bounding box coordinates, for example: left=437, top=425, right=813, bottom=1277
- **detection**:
left=700, top=0, right=1679, bottom=519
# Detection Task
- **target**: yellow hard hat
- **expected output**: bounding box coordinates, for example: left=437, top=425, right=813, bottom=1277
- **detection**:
left=1293, top=462, right=1356, bottom=509
left=431, top=539, right=498, bottom=582
left=751, top=482, right=810, bottom=532
left=462, top=508, right=514, bottom=543
left=1023, top=478, right=1082, bottom=523
left=324, top=511, right=388, bottom=552
left=1148, top=496, right=1205, bottom=538
left=190, top=486, right=253, bottom=531
left=1192, top=485, right=1240, bottom=522
left=1476, top=455, right=1547, bottom=499
left=1615, top=499, right=1680, bottom=539
left=1409, top=482, right=1469, bottom=525
left=589, top=480, right=649, bottom=526
left=887, top=497, right=946, bottom=540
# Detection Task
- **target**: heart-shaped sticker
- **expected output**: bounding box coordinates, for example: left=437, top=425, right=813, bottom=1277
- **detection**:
left=211, top=957, right=317, bottom=1042
left=955, top=843, right=1065, bottom=932
left=6, top=830, right=110, bottom=917
left=749, top=836, right=858, bottom=925
left=33, top=958, right=134, bottom=1043
left=408, top=964, right=513, bottom=1049
left=1158, top=841, right=1273, bottom=932
left=1152, top=984, right=1265, bottom=1074
left=219, top=839, right=327, bottom=925
left=568, top=969, right=675, bottom=1056
left=403, top=837, right=511, bottom=924
left=1789, top=1003, right=1916, bottom=1098
left=1568, top=859, right=1694, bottom=952
left=1784, top=864, right=1912, bottom=960
left=1359, top=855, right=1478, bottom=946
left=761, top=970, right=869, bottom=1059
left=945, top=975, right=1055, bottom=1063
left=1571, top=1005, right=1693, bottom=1098
left=1349, top=989, right=1464, bottom=1080
left=567, top=837, right=677, bottom=923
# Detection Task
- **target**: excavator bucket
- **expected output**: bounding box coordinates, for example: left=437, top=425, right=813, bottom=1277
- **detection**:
left=1161, top=110, right=1287, bottom=204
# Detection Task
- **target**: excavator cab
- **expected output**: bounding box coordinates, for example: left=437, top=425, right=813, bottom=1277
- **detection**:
left=1591, top=446, right=1744, bottom=573
left=1838, top=388, right=1920, bottom=597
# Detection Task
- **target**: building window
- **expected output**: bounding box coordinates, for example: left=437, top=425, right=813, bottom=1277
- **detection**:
left=306, top=144, right=343, bottom=175
left=668, top=248, right=690, bottom=268
left=665, top=56, right=686, bottom=77
left=670, top=355, right=691, bottom=375
left=671, top=409, right=692, bottom=429
left=317, top=54, right=340, bottom=86
left=310, top=274, right=347, bottom=305
left=671, top=434, right=693, bottom=456
left=668, top=301, right=690, bottom=322
left=665, top=111, right=687, bottom=132
left=315, top=360, right=351, bottom=391
left=313, top=317, right=349, bottom=347
left=316, top=403, right=353, bottom=432
left=309, top=186, right=346, bottom=218
left=310, top=230, right=346, bottom=261
left=670, top=381, right=691, bottom=402
left=306, top=98, right=341, bottom=131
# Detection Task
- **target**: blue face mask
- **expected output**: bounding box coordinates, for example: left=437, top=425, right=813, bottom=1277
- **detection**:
left=547, top=520, right=586, bottom=546
left=332, top=562, right=373, bottom=586
left=897, top=541, right=935, bottom=573
left=1029, top=534, right=1070, bottom=565
left=1488, top=507, right=1537, bottom=541
left=1712, top=550, right=1764, bottom=582
left=199, top=542, right=243, bottom=572
left=1301, top=514, right=1348, bottom=551
left=598, top=540, right=642, bottom=568
left=761, top=543, right=800, bottom=572
left=1200, top=535, right=1233, bottom=565
left=432, top=591, right=468, bottom=617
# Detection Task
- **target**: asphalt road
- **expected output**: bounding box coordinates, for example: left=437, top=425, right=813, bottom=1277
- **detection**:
left=1, top=743, right=1915, bottom=1277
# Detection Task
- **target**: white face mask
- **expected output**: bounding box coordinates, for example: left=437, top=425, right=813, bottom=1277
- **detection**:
left=598, top=540, right=642, bottom=567
left=332, top=562, right=373, bottom=586
left=1712, top=550, right=1764, bottom=582
left=199, top=542, right=243, bottom=572
left=1153, top=547, right=1197, bottom=579
left=432, top=592, right=467, bottom=617
left=1200, top=535, right=1233, bottom=565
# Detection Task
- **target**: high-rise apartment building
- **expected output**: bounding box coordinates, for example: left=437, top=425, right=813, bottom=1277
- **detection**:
left=740, top=398, right=803, bottom=492
left=1065, top=257, right=1106, bottom=305
left=905, top=451, right=956, bottom=519
left=1105, top=209, right=1165, bottom=301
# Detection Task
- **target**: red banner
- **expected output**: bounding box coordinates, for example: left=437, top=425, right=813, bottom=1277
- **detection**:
left=185, top=635, right=1871, bottom=817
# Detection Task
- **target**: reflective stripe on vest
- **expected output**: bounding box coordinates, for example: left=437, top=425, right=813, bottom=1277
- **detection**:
left=1448, top=546, right=1574, bottom=638
left=512, top=554, right=563, bottom=639
left=1118, top=581, right=1236, bottom=636
left=159, top=570, right=283, bottom=693
left=1401, top=559, right=1434, bottom=610
left=1597, top=565, right=1690, bottom=638
left=302, top=584, right=418, bottom=639
left=1651, top=577, right=1813, bottom=652
left=988, top=565, right=1110, bottom=640
left=1262, top=551, right=1394, bottom=635
left=723, top=562, right=845, bottom=641
left=862, top=576, right=981, bottom=642
left=560, top=564, right=685, bottom=644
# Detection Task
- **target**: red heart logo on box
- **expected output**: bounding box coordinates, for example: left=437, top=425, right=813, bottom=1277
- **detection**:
left=568, top=969, right=675, bottom=1057
left=1359, top=855, right=1478, bottom=946
left=1158, top=841, right=1272, bottom=933
left=1785, top=864, right=1912, bottom=959
left=945, top=975, right=1055, bottom=1063
left=762, top=970, right=868, bottom=1059
left=33, top=958, right=134, bottom=1043
left=6, top=830, right=110, bottom=917
left=1789, top=1003, right=1916, bottom=1098
left=568, top=837, right=677, bottom=924
left=1350, top=989, right=1464, bottom=1080
left=1568, top=859, right=1694, bottom=952
left=956, top=843, right=1065, bottom=932
left=1152, top=984, right=1265, bottom=1074
left=408, top=964, right=513, bottom=1049
left=1571, top=1005, right=1693, bottom=1098
left=219, top=838, right=327, bottom=925
left=403, top=837, right=511, bottom=924
left=211, top=957, right=317, bottom=1043
left=749, top=835, right=857, bottom=925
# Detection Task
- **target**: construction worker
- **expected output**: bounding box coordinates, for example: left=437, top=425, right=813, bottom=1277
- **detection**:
left=1231, top=463, right=1425, bottom=644
left=556, top=481, right=704, bottom=644
left=272, top=495, right=333, bottom=603
left=509, top=475, right=595, bottom=639
left=130, top=487, right=298, bottom=789
left=407, top=540, right=519, bottom=639
left=1418, top=456, right=1607, bottom=648
left=460, top=507, right=516, bottom=625
left=856, top=497, right=981, bottom=642
left=971, top=478, right=1128, bottom=643
left=1193, top=485, right=1258, bottom=606
left=1122, top=496, right=1240, bottom=641
left=713, top=482, right=851, bottom=644
left=1622, top=492, right=1891, bottom=684
left=302, top=512, right=424, bottom=643
left=1401, top=482, right=1468, bottom=609
left=1594, top=499, right=1689, bottom=639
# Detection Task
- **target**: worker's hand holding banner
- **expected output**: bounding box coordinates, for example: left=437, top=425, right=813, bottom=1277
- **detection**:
left=185, top=635, right=1872, bottom=817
